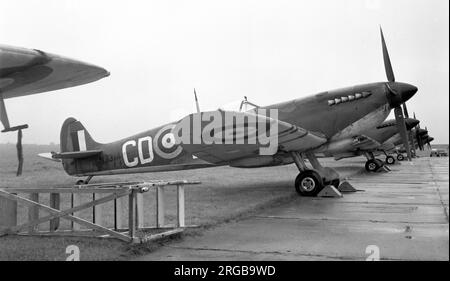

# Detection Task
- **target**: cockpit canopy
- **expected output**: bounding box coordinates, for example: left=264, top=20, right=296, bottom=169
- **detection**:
left=218, top=96, right=260, bottom=113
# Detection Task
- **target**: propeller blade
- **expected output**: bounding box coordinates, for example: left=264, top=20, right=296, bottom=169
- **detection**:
left=194, top=88, right=200, bottom=113
left=402, top=103, right=409, bottom=118
left=394, top=106, right=412, bottom=161
left=380, top=27, right=395, bottom=82
left=416, top=130, right=424, bottom=151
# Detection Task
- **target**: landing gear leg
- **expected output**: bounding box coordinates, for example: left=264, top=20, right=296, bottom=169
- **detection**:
left=291, top=152, right=323, bottom=196
left=381, top=150, right=396, bottom=165
left=76, top=175, right=93, bottom=185
left=305, top=152, right=340, bottom=188
left=364, top=152, right=384, bottom=172
left=290, top=151, right=340, bottom=196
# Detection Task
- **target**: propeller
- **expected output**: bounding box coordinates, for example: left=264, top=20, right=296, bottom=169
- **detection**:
left=413, top=112, right=425, bottom=151
left=426, top=136, right=433, bottom=149
left=381, top=27, right=412, bottom=161
left=424, top=126, right=433, bottom=149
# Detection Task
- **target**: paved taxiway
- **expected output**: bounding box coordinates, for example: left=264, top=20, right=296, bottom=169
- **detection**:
left=136, top=157, right=449, bottom=261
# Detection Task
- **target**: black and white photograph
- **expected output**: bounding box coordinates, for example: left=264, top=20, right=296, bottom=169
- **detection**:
left=0, top=0, right=448, bottom=270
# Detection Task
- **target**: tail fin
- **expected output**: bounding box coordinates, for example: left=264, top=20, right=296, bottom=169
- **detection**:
left=60, top=117, right=100, bottom=153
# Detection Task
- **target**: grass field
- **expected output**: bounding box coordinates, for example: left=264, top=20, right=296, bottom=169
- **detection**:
left=0, top=143, right=445, bottom=260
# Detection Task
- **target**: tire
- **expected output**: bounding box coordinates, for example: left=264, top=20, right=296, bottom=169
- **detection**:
left=76, top=180, right=85, bottom=185
left=295, top=170, right=324, bottom=197
left=385, top=156, right=395, bottom=165
left=397, top=154, right=405, bottom=161
left=365, top=159, right=380, bottom=172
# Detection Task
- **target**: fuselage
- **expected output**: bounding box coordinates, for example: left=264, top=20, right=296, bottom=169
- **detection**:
left=63, top=81, right=411, bottom=176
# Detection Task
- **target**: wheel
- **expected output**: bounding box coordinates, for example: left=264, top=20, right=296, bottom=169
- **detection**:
left=365, top=159, right=380, bottom=172
left=295, top=170, right=324, bottom=197
left=397, top=154, right=405, bottom=161
left=76, top=180, right=86, bottom=185
left=385, top=155, right=395, bottom=165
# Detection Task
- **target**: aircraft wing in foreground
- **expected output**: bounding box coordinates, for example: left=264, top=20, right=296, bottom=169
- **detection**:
left=0, top=44, right=109, bottom=132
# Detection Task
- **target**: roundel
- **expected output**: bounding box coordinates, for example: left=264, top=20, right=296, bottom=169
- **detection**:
left=153, top=124, right=183, bottom=159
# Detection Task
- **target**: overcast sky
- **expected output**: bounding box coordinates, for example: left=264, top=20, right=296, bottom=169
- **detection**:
left=0, top=0, right=448, bottom=145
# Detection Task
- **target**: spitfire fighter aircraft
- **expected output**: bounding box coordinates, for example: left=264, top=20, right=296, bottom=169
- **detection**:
left=316, top=117, right=420, bottom=172
left=41, top=28, right=418, bottom=196
left=391, top=126, right=433, bottom=158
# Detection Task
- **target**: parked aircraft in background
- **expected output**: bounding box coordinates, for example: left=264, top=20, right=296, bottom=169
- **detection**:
left=316, top=118, right=420, bottom=172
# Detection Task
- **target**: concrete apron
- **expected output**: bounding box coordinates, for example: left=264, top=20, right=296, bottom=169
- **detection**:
left=135, top=157, right=449, bottom=261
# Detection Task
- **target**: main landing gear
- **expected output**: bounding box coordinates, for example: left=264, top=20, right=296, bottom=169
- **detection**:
left=381, top=150, right=396, bottom=165
left=291, top=152, right=340, bottom=196
left=364, top=152, right=385, bottom=172
left=385, top=155, right=396, bottom=165
left=396, top=153, right=405, bottom=161
left=76, top=175, right=93, bottom=185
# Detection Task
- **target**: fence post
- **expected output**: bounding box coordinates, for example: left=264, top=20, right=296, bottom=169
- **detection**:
left=114, top=196, right=123, bottom=230
left=0, top=194, right=17, bottom=230
left=28, top=193, right=39, bottom=233
left=49, top=193, right=60, bottom=231
left=136, top=192, right=144, bottom=228
left=156, top=186, right=165, bottom=228
left=177, top=185, right=185, bottom=227
left=71, top=193, right=81, bottom=231
left=128, top=190, right=137, bottom=238
left=93, top=193, right=103, bottom=226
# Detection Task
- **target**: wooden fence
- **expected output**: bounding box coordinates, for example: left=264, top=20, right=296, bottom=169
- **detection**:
left=0, top=180, right=200, bottom=243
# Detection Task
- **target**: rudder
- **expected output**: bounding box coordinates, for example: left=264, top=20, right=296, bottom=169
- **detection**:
left=60, top=117, right=100, bottom=153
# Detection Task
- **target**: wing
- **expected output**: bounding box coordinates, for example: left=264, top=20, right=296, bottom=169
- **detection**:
left=0, top=44, right=109, bottom=99
left=173, top=110, right=327, bottom=165
left=351, top=135, right=382, bottom=150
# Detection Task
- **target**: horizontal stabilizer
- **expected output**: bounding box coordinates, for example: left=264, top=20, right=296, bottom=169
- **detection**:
left=54, top=150, right=102, bottom=159
left=37, top=152, right=61, bottom=162
left=39, top=150, right=102, bottom=160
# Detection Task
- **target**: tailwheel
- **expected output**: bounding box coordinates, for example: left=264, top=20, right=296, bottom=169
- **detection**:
left=295, top=170, right=324, bottom=196
left=76, top=179, right=86, bottom=185
left=397, top=154, right=405, bottom=161
left=75, top=176, right=93, bottom=185
left=365, top=159, right=381, bottom=172
left=385, top=155, right=395, bottom=165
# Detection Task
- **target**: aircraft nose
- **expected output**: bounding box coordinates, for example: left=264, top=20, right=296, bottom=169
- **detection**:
left=405, top=118, right=420, bottom=130
left=385, top=82, right=418, bottom=108
left=404, top=118, right=419, bottom=130
left=399, top=83, right=418, bottom=103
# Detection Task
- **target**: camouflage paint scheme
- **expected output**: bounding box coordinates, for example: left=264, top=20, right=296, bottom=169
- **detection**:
left=57, top=80, right=417, bottom=177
